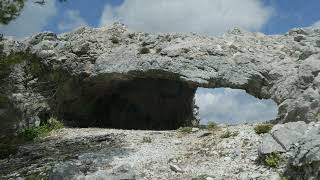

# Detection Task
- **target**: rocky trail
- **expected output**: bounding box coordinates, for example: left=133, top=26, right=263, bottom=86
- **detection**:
left=1, top=124, right=284, bottom=180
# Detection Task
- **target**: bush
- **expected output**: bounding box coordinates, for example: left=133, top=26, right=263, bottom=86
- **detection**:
left=25, top=173, right=44, bottom=180
left=110, top=36, right=119, bottom=44
left=254, top=123, right=273, bottom=134
left=178, top=127, right=193, bottom=133
left=48, top=117, right=64, bottom=130
left=142, top=136, right=152, bottom=143
left=0, top=52, right=42, bottom=82
left=20, top=117, right=64, bottom=141
left=264, top=152, right=281, bottom=168
left=139, top=47, right=150, bottom=54
left=207, top=122, right=218, bottom=130
left=0, top=52, right=25, bottom=80
left=220, top=130, right=239, bottom=138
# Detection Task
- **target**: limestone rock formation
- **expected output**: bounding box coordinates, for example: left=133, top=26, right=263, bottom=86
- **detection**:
left=0, top=23, right=320, bottom=135
left=259, top=121, right=320, bottom=179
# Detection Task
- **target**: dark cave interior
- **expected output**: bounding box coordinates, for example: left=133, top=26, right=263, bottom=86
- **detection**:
left=58, top=78, right=197, bottom=130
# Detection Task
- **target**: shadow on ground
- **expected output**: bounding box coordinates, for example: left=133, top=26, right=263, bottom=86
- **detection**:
left=0, top=130, right=133, bottom=178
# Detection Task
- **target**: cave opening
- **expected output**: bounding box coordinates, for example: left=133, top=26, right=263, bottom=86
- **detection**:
left=56, top=77, right=279, bottom=130
left=58, top=77, right=197, bottom=130
left=195, top=87, right=278, bottom=125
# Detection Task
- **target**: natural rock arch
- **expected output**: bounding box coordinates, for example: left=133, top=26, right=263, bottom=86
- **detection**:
left=0, top=24, right=319, bottom=135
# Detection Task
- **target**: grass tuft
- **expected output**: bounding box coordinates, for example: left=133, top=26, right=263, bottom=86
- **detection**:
left=264, top=152, right=281, bottom=168
left=139, top=47, right=150, bottom=54
left=110, top=36, right=120, bottom=44
left=254, top=123, right=273, bottom=134
left=142, top=136, right=152, bottom=143
left=220, top=130, right=239, bottom=138
left=20, top=117, right=64, bottom=141
left=207, top=122, right=218, bottom=130
left=178, top=127, right=193, bottom=134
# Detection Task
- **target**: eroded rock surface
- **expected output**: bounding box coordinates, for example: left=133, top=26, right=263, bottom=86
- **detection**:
left=259, top=121, right=320, bottom=180
left=0, top=23, right=320, bottom=134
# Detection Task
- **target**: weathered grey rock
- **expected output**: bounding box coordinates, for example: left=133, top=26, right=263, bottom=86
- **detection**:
left=49, top=163, right=83, bottom=180
left=259, top=122, right=320, bottom=180
left=169, top=163, right=184, bottom=173
left=271, top=121, right=308, bottom=151
left=286, top=124, right=320, bottom=180
left=268, top=173, right=282, bottom=180
left=258, top=134, right=285, bottom=155
left=83, top=165, right=137, bottom=180
left=49, top=163, right=137, bottom=180
left=0, top=23, right=320, bottom=135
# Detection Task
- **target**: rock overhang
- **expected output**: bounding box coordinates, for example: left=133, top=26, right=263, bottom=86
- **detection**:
left=0, top=24, right=320, bottom=135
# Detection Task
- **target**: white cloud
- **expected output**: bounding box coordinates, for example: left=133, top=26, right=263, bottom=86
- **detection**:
left=312, top=20, right=320, bottom=27
left=0, top=0, right=57, bottom=38
left=100, top=0, right=273, bottom=35
left=195, top=88, right=278, bottom=124
left=58, top=10, right=87, bottom=32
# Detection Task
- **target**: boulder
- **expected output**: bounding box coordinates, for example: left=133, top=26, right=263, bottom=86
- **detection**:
left=259, top=122, right=320, bottom=180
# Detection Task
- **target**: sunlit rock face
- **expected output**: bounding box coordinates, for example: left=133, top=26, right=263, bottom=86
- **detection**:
left=0, top=24, right=320, bottom=135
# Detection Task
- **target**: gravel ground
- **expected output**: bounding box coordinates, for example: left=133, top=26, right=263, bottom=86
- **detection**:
left=0, top=124, right=282, bottom=180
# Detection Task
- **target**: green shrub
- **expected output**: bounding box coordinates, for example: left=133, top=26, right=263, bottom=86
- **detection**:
left=142, top=136, right=152, bottom=143
left=0, top=52, right=42, bottom=82
left=254, top=123, right=273, bottom=134
left=178, top=127, right=193, bottom=133
left=47, top=117, right=64, bottom=130
left=25, top=173, right=45, bottom=180
left=20, top=117, right=64, bottom=141
left=0, top=52, right=25, bottom=80
left=264, top=152, right=281, bottom=168
left=110, top=36, right=119, bottom=44
left=139, top=47, right=150, bottom=54
left=21, top=124, right=50, bottom=141
left=220, top=130, right=239, bottom=138
left=207, top=122, right=218, bottom=130
left=1, top=175, right=9, bottom=180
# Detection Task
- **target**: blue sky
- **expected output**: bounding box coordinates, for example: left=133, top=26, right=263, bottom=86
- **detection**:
left=1, top=0, right=319, bottom=124
left=50, top=0, right=320, bottom=35
left=1, top=0, right=320, bottom=37
left=262, top=0, right=320, bottom=34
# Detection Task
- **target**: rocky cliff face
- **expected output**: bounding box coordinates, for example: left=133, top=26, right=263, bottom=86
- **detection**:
left=0, top=23, right=320, bottom=135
